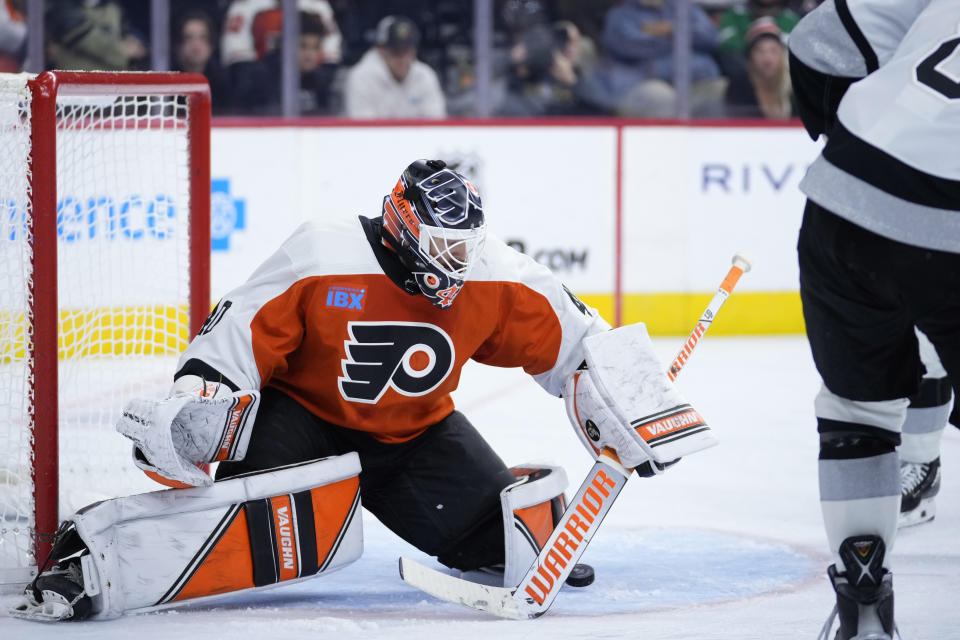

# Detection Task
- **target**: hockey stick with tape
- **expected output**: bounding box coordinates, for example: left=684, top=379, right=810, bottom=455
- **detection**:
left=667, top=254, right=751, bottom=381
left=399, top=253, right=752, bottom=619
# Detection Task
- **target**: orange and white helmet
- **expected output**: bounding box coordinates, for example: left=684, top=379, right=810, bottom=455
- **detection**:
left=381, top=159, right=486, bottom=309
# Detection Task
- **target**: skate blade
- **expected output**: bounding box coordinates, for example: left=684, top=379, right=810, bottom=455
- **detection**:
left=898, top=497, right=936, bottom=529
left=8, top=596, right=75, bottom=622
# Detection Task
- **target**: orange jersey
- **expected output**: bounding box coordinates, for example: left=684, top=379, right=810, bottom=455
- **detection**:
left=179, top=217, right=609, bottom=442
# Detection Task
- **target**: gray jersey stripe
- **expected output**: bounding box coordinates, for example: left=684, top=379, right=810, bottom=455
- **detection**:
left=819, top=453, right=899, bottom=501
left=801, top=156, right=960, bottom=254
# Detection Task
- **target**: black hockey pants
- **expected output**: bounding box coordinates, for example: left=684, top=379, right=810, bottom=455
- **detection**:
left=216, top=387, right=518, bottom=570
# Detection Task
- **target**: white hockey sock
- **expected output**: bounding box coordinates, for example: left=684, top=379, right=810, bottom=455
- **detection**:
left=900, top=376, right=951, bottom=464
left=820, top=452, right=899, bottom=568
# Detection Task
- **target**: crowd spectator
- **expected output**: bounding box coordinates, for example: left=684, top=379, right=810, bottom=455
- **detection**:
left=696, top=0, right=739, bottom=26
left=45, top=0, right=147, bottom=71
left=554, top=0, right=619, bottom=54
left=716, top=0, right=799, bottom=55
left=296, top=11, right=338, bottom=114
left=555, top=19, right=596, bottom=77
left=724, top=17, right=792, bottom=119
left=496, top=20, right=597, bottom=116
left=18, top=1, right=821, bottom=118
left=225, top=10, right=337, bottom=115
left=343, top=15, right=445, bottom=119
left=172, top=10, right=231, bottom=114
left=578, top=0, right=726, bottom=118
left=218, top=0, right=341, bottom=114
left=220, top=0, right=341, bottom=69
left=0, top=0, right=25, bottom=72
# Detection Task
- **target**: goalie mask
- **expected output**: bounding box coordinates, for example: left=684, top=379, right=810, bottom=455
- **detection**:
left=382, top=159, right=486, bottom=309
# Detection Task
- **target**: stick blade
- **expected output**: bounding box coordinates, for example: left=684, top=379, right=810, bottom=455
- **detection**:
left=398, top=557, right=531, bottom=620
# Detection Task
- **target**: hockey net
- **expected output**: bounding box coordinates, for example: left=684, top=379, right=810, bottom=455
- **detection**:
left=0, top=72, right=210, bottom=589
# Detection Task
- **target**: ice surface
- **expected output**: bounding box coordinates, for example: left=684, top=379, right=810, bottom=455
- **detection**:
left=1, top=337, right=958, bottom=639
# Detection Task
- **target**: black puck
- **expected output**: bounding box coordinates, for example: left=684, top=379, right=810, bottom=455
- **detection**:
left=565, top=563, right=595, bottom=587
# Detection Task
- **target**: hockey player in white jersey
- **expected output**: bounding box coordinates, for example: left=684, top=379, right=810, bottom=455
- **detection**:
left=11, top=159, right=712, bottom=621
left=790, top=1, right=960, bottom=638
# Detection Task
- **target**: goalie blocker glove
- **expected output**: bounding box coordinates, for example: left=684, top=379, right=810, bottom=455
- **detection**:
left=116, top=374, right=261, bottom=487
left=564, top=323, right=716, bottom=473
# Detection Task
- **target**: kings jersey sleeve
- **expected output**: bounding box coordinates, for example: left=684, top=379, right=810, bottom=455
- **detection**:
left=788, top=0, right=930, bottom=140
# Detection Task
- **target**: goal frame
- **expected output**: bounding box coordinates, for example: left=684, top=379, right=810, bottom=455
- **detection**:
left=26, top=70, right=211, bottom=568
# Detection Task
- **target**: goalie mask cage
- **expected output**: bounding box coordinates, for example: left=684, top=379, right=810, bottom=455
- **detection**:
left=0, top=71, right=211, bottom=589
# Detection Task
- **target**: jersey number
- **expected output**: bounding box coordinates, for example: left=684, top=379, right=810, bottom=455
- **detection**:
left=338, top=322, right=455, bottom=404
left=916, top=37, right=960, bottom=100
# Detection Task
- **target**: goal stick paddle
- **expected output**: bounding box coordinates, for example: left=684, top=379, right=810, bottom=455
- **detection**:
left=399, top=254, right=752, bottom=619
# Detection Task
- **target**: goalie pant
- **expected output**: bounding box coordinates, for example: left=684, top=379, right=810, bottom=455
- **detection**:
left=49, top=454, right=362, bottom=618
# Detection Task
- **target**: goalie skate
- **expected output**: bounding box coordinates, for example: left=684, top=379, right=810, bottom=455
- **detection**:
left=10, top=559, right=92, bottom=622
left=898, top=458, right=940, bottom=528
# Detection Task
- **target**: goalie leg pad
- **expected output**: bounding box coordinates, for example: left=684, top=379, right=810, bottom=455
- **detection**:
left=564, top=323, right=716, bottom=470
left=501, top=464, right=568, bottom=587
left=68, top=453, right=363, bottom=618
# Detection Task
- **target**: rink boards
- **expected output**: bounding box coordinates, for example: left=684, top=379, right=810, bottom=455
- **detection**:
left=207, top=120, right=820, bottom=334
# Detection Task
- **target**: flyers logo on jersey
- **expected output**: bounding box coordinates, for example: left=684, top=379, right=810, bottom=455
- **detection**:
left=338, top=322, right=455, bottom=404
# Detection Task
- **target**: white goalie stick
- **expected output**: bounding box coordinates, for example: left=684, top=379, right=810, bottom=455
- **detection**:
left=399, top=254, right=752, bottom=619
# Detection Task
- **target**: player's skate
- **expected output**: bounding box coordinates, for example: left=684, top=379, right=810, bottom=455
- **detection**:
left=818, top=536, right=898, bottom=640
left=899, top=457, right=940, bottom=528
left=9, top=522, right=93, bottom=622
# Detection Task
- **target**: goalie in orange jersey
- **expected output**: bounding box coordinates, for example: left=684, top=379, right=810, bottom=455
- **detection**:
left=13, top=159, right=703, bottom=621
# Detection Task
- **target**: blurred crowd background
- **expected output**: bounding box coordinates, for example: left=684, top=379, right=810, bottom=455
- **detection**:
left=0, top=0, right=820, bottom=119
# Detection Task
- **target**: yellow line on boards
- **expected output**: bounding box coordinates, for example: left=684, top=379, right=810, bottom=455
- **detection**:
left=579, top=291, right=805, bottom=336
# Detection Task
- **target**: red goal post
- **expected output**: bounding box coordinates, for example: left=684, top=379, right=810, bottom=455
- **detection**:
left=0, top=71, right=211, bottom=588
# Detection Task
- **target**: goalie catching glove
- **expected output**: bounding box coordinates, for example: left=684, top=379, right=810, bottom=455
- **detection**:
left=116, top=375, right=261, bottom=487
left=564, top=323, right=717, bottom=474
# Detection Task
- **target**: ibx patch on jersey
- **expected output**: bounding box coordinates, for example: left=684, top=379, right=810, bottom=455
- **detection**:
left=338, top=322, right=454, bottom=403
left=326, top=286, right=366, bottom=310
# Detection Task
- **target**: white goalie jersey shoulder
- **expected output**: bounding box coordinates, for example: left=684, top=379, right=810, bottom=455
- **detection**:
left=177, top=219, right=380, bottom=392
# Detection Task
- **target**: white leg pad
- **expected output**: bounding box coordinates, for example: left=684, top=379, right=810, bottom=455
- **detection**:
left=73, top=453, right=362, bottom=618
left=501, top=464, right=568, bottom=588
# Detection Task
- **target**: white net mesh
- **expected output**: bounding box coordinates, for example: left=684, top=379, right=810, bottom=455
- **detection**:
left=0, top=75, right=197, bottom=586
left=0, top=74, right=36, bottom=586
